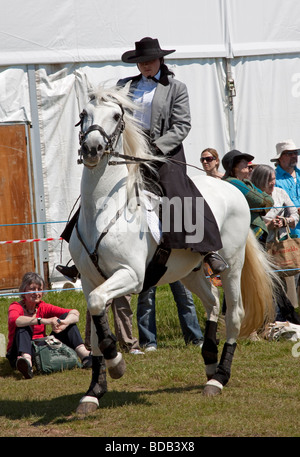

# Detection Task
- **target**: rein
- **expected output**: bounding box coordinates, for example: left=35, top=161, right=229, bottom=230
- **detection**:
left=74, top=103, right=128, bottom=277
left=108, top=152, right=205, bottom=173
left=75, top=203, right=126, bottom=279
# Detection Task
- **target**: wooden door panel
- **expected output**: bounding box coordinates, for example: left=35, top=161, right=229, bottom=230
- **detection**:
left=0, top=124, right=35, bottom=289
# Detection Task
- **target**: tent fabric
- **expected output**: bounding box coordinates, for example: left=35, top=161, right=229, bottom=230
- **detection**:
left=1, top=0, right=300, bottom=65
left=233, top=54, right=300, bottom=157
left=1, top=1, right=300, bottom=282
left=227, top=0, right=300, bottom=56
left=0, top=0, right=226, bottom=64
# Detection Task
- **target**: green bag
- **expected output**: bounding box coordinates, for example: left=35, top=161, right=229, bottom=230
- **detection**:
left=32, top=335, right=81, bottom=374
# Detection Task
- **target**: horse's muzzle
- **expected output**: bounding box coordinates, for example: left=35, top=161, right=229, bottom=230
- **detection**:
left=78, top=143, right=103, bottom=166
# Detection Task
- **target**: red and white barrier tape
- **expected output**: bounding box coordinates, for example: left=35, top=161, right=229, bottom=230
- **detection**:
left=0, top=237, right=62, bottom=244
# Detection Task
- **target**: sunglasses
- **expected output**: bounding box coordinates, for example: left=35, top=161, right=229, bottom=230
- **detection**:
left=200, top=156, right=216, bottom=163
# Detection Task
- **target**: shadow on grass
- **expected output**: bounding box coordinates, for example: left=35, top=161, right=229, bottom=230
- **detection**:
left=0, top=355, right=206, bottom=427
left=0, top=383, right=204, bottom=426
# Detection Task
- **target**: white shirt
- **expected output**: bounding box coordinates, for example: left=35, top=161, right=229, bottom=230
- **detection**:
left=263, top=187, right=299, bottom=242
left=133, top=70, right=161, bottom=130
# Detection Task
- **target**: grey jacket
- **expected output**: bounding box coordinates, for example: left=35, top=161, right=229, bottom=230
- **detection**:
left=117, top=70, right=191, bottom=155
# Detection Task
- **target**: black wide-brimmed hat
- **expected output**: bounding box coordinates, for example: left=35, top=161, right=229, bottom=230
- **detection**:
left=121, top=37, right=175, bottom=63
left=222, top=149, right=254, bottom=178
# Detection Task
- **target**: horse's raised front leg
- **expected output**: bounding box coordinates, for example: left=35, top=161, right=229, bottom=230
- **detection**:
left=85, top=269, right=143, bottom=379
left=91, top=311, right=126, bottom=379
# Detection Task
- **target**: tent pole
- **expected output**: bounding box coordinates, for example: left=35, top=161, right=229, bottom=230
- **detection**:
left=225, top=59, right=236, bottom=150
left=27, top=65, right=49, bottom=284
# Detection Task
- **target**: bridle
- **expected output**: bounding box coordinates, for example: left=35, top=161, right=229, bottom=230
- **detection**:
left=74, top=99, right=135, bottom=279
left=75, top=100, right=208, bottom=175
left=76, top=101, right=126, bottom=165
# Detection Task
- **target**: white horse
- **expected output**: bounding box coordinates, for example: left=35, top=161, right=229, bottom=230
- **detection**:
left=69, top=85, right=276, bottom=414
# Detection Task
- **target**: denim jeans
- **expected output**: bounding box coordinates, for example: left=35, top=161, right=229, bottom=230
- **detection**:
left=137, top=281, right=203, bottom=348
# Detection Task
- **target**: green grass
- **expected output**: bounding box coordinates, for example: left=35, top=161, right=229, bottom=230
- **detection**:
left=0, top=286, right=300, bottom=437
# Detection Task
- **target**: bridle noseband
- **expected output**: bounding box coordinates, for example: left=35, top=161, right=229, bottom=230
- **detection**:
left=76, top=102, right=125, bottom=165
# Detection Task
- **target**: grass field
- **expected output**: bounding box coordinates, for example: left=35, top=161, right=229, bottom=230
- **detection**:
left=0, top=286, right=300, bottom=438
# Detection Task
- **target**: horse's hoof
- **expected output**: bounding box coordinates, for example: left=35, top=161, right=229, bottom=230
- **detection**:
left=203, top=384, right=222, bottom=397
left=106, top=352, right=126, bottom=379
left=76, top=401, right=98, bottom=415
left=76, top=395, right=100, bottom=415
left=108, top=357, right=126, bottom=379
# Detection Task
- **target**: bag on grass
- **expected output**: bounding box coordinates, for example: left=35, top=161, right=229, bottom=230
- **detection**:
left=262, top=321, right=300, bottom=341
left=266, top=226, right=300, bottom=277
left=32, top=335, right=80, bottom=374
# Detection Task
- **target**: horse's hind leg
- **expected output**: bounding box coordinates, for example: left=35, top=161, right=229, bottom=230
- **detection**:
left=181, top=270, right=220, bottom=381
left=203, top=342, right=237, bottom=396
left=76, top=355, right=107, bottom=414
left=202, top=320, right=218, bottom=380
left=203, top=267, right=243, bottom=396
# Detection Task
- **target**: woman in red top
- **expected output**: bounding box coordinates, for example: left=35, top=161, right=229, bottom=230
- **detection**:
left=7, top=272, right=91, bottom=379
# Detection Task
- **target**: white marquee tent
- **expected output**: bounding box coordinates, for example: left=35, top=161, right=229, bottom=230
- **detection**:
left=1, top=0, right=300, bottom=284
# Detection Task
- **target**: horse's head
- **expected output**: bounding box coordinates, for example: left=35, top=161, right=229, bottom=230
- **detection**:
left=77, top=95, right=125, bottom=168
left=76, top=85, right=163, bottom=205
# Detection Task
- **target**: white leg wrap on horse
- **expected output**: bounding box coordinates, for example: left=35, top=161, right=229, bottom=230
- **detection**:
left=205, top=379, right=224, bottom=390
left=79, top=395, right=100, bottom=406
left=105, top=352, right=122, bottom=368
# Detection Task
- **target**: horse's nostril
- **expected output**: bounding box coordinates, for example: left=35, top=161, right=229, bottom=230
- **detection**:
left=90, top=147, right=98, bottom=156
left=81, top=142, right=102, bottom=156
left=81, top=142, right=89, bottom=153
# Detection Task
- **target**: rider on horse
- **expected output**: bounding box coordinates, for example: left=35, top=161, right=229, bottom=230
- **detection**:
left=56, top=37, right=228, bottom=281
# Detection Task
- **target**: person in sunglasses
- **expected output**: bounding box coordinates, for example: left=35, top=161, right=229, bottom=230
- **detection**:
left=200, top=148, right=224, bottom=179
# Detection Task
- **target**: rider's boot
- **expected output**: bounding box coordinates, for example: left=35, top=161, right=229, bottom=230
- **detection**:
left=56, top=264, right=79, bottom=283
left=203, top=252, right=229, bottom=277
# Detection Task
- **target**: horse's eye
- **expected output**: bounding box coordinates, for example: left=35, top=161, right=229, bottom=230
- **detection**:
left=113, top=113, right=121, bottom=122
left=80, top=110, right=87, bottom=119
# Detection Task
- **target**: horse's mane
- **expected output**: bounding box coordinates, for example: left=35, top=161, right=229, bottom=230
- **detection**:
left=91, top=85, right=164, bottom=200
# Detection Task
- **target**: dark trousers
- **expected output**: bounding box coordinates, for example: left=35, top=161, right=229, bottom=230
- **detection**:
left=6, top=313, right=83, bottom=368
left=147, top=146, right=223, bottom=253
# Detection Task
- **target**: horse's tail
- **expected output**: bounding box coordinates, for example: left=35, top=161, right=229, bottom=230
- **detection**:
left=240, top=229, right=277, bottom=337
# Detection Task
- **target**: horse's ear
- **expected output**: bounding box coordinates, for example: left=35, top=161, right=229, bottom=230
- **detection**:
left=119, top=81, right=131, bottom=96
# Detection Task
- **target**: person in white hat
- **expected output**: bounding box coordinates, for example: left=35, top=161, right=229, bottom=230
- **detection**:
left=271, top=139, right=300, bottom=238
